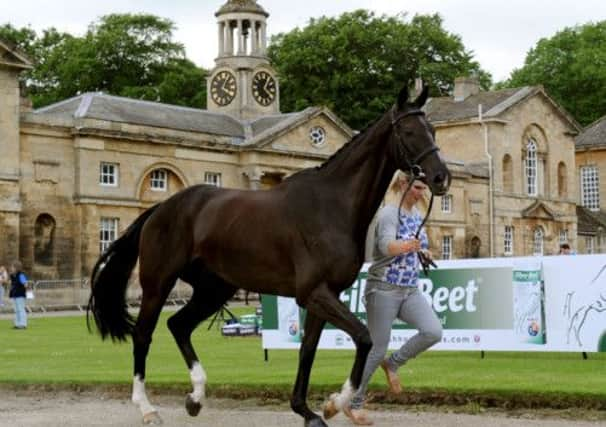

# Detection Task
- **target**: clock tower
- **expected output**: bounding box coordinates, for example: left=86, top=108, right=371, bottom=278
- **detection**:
left=208, top=0, right=280, bottom=119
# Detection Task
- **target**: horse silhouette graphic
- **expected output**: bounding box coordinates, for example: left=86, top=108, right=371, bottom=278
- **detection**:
left=563, top=264, right=606, bottom=347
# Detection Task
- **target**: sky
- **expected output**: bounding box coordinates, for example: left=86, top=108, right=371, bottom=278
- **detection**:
left=4, top=0, right=606, bottom=82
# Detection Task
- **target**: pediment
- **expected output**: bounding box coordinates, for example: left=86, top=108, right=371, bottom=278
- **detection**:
left=521, top=200, right=556, bottom=220
left=0, top=39, right=33, bottom=70
left=249, top=107, right=354, bottom=157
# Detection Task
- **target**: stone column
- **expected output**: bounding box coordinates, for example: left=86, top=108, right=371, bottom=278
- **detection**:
left=226, top=21, right=234, bottom=56
left=237, top=20, right=245, bottom=55
left=217, top=21, right=225, bottom=57
left=250, top=21, right=258, bottom=54
left=260, top=22, right=267, bottom=54
left=244, top=168, right=263, bottom=190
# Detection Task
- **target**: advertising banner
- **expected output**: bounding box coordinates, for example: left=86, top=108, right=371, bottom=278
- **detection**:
left=261, top=255, right=606, bottom=352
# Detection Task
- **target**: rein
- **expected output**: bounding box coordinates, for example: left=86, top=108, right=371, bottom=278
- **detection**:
left=391, top=107, right=439, bottom=275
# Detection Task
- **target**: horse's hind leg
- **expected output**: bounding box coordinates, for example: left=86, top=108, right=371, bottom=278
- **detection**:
left=167, top=270, right=237, bottom=417
left=132, top=280, right=174, bottom=425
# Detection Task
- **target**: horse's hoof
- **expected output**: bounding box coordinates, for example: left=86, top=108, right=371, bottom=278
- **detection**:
left=142, top=411, right=163, bottom=425
left=305, top=417, right=328, bottom=427
left=185, top=394, right=202, bottom=416
left=322, top=399, right=338, bottom=419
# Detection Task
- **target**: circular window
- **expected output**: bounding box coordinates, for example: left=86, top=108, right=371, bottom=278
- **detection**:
left=309, top=126, right=326, bottom=147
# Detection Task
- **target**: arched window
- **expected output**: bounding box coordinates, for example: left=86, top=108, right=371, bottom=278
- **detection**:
left=533, top=226, right=544, bottom=256
left=525, top=139, right=538, bottom=196
left=557, top=162, right=567, bottom=198
left=34, top=213, right=56, bottom=266
left=502, top=154, right=513, bottom=193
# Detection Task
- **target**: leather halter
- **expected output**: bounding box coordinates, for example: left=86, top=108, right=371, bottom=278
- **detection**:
left=390, top=107, right=440, bottom=180
left=390, top=106, right=440, bottom=275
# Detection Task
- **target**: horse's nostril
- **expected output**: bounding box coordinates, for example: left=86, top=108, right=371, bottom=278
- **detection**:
left=433, top=172, right=445, bottom=184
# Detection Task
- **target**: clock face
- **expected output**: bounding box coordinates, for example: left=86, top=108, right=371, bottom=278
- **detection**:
left=210, top=71, right=237, bottom=106
left=252, top=71, right=277, bottom=106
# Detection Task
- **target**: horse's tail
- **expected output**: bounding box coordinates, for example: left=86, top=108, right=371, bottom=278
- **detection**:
left=86, top=204, right=160, bottom=341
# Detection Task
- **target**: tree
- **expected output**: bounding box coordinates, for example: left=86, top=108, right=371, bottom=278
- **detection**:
left=268, top=10, right=490, bottom=129
left=498, top=21, right=606, bottom=126
left=0, top=15, right=207, bottom=108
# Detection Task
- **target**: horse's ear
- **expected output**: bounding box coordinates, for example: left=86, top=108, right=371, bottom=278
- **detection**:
left=396, top=85, right=410, bottom=111
left=413, top=84, right=429, bottom=108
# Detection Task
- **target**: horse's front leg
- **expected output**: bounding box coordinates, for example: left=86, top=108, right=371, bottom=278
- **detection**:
left=301, top=283, right=373, bottom=425
left=290, top=313, right=326, bottom=426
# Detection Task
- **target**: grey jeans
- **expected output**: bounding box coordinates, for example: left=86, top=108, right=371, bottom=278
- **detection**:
left=350, top=286, right=442, bottom=409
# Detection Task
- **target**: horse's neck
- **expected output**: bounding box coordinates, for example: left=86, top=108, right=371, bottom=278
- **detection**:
left=322, top=113, right=396, bottom=243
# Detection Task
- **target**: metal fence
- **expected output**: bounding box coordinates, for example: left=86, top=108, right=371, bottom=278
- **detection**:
left=12, top=279, right=257, bottom=313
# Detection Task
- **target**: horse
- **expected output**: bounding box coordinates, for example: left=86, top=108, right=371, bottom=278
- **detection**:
left=87, top=84, right=451, bottom=426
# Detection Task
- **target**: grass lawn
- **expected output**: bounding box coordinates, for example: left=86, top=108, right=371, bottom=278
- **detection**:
left=1, top=307, right=604, bottom=409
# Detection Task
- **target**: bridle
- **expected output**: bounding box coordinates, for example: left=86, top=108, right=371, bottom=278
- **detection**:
left=390, top=106, right=440, bottom=274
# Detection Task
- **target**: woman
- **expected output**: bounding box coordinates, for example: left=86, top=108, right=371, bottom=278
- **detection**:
left=0, top=265, right=8, bottom=307
left=9, top=261, right=28, bottom=329
left=345, top=171, right=442, bottom=425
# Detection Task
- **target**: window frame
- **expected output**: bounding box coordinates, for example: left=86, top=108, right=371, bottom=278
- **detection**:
left=504, top=225, right=513, bottom=256
left=533, top=227, right=544, bottom=256
left=441, top=235, right=453, bottom=260
left=204, top=172, right=222, bottom=187
left=441, top=194, right=452, bottom=213
left=99, top=217, right=119, bottom=254
left=580, top=165, right=600, bottom=211
left=150, top=169, right=168, bottom=192
left=99, top=162, right=119, bottom=187
left=525, top=139, right=538, bottom=197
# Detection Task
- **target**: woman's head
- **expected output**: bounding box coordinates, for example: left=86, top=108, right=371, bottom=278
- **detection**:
left=389, top=170, right=427, bottom=208
left=10, top=260, right=22, bottom=273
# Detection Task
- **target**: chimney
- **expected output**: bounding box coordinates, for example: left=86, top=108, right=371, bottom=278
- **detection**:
left=453, top=76, right=480, bottom=102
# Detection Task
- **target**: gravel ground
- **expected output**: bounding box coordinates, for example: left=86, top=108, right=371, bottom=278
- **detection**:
left=0, top=390, right=602, bottom=427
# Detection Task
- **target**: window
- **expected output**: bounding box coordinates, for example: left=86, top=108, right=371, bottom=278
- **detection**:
left=100, top=162, right=118, bottom=186
left=504, top=225, right=513, bottom=256
left=150, top=169, right=167, bottom=191
left=442, top=235, right=453, bottom=260
left=585, top=236, right=595, bottom=254
left=580, top=165, right=600, bottom=211
left=309, top=126, right=326, bottom=146
left=559, top=229, right=568, bottom=245
left=441, top=194, right=452, bottom=213
left=525, top=139, right=537, bottom=196
left=533, top=227, right=544, bottom=256
left=99, top=217, right=119, bottom=254
left=204, top=172, right=222, bottom=187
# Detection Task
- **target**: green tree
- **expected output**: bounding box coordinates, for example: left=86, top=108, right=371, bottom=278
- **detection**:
left=498, top=21, right=606, bottom=126
left=268, top=10, right=490, bottom=129
left=1, top=14, right=207, bottom=108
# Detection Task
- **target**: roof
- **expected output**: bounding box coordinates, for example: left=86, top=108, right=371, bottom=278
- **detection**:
left=576, top=115, right=606, bottom=150
left=425, top=85, right=582, bottom=132
left=216, top=0, right=269, bottom=17
left=28, top=92, right=351, bottom=147
left=0, top=37, right=33, bottom=70
left=577, top=206, right=606, bottom=235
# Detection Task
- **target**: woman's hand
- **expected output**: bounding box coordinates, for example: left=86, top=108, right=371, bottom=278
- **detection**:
left=400, top=239, right=421, bottom=254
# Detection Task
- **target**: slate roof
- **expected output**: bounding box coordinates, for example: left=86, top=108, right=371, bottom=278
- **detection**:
left=576, top=115, right=606, bottom=149
left=577, top=206, right=606, bottom=235
left=426, top=87, right=523, bottom=122
left=31, top=93, right=313, bottom=142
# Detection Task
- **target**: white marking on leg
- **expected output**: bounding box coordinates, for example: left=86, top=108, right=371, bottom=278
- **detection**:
left=189, top=361, right=207, bottom=402
left=132, top=375, right=156, bottom=416
left=329, top=379, right=354, bottom=410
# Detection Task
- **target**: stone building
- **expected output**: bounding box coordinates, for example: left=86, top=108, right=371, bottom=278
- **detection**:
left=425, top=77, right=582, bottom=258
left=0, top=0, right=593, bottom=283
left=0, top=0, right=354, bottom=280
left=575, top=115, right=606, bottom=253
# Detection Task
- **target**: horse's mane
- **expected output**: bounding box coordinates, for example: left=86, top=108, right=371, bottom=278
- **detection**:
left=284, top=114, right=387, bottom=183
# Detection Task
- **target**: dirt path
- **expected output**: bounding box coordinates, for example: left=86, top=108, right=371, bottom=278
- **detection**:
left=0, top=390, right=602, bottom=427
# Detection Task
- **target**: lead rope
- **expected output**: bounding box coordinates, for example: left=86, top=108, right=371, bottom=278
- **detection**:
left=396, top=178, right=437, bottom=276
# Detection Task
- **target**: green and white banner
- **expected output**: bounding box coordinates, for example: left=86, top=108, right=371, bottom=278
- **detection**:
left=261, top=255, right=606, bottom=352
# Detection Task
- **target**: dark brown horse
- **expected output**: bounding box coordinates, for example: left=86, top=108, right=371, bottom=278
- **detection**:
left=87, top=85, right=450, bottom=426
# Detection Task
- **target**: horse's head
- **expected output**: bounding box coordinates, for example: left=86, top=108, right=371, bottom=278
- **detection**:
left=389, top=84, right=451, bottom=196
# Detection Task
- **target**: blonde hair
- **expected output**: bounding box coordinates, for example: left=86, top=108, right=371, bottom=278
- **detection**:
left=385, top=170, right=412, bottom=205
